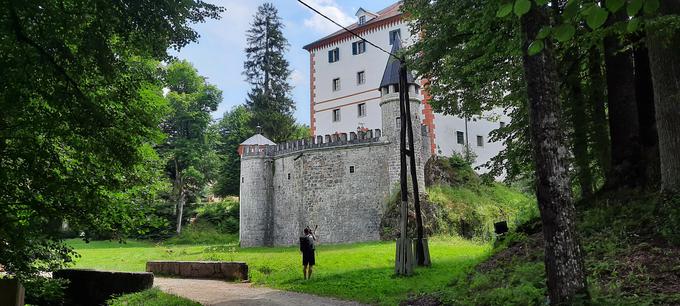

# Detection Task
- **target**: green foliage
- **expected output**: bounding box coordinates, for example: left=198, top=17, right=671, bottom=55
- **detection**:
left=23, top=277, right=68, bottom=306
left=163, top=221, right=238, bottom=245
left=107, top=288, right=200, bottom=306
left=404, top=0, right=534, bottom=184
left=158, top=59, right=222, bottom=233
left=0, top=0, right=223, bottom=281
left=428, top=183, right=538, bottom=240
left=243, top=3, right=297, bottom=143
left=195, top=198, right=240, bottom=234
left=213, top=105, right=254, bottom=196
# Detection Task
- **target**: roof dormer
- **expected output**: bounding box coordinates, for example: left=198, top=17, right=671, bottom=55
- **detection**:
left=355, top=7, right=377, bottom=26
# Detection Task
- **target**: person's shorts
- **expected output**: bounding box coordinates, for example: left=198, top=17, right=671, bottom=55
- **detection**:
left=302, top=250, right=315, bottom=266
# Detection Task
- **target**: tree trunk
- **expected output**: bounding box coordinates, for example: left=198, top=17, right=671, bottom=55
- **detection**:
left=566, top=49, right=593, bottom=198
left=520, top=6, right=589, bottom=304
left=646, top=0, right=680, bottom=193
left=176, top=189, right=186, bottom=234
left=603, top=12, right=644, bottom=188
left=633, top=44, right=660, bottom=187
left=587, top=47, right=611, bottom=177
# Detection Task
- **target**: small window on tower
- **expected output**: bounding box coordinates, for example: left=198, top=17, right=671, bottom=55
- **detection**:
left=500, top=121, right=506, bottom=128
left=396, top=117, right=401, bottom=130
left=456, top=131, right=465, bottom=144
left=241, top=177, right=244, bottom=183
left=288, top=173, right=291, bottom=180
left=349, top=166, right=355, bottom=173
left=477, top=135, right=484, bottom=147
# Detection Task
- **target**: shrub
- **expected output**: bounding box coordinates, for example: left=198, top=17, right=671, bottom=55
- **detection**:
left=195, top=198, right=240, bottom=234
left=23, top=277, right=68, bottom=306
left=164, top=221, right=238, bottom=245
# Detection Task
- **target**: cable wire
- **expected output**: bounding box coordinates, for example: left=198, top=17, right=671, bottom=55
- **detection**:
left=297, top=0, right=400, bottom=59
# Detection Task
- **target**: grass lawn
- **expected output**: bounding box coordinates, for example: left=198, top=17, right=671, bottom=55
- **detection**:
left=107, top=288, right=200, bottom=306
left=69, top=237, right=490, bottom=305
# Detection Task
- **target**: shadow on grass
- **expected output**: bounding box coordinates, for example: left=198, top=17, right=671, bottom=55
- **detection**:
left=271, top=256, right=483, bottom=305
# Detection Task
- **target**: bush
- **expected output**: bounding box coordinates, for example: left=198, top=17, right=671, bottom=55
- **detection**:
left=23, top=276, right=68, bottom=306
left=164, top=221, right=238, bottom=245
left=195, top=198, right=239, bottom=234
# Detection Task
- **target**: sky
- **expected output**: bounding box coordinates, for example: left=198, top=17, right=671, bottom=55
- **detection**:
left=171, top=0, right=396, bottom=124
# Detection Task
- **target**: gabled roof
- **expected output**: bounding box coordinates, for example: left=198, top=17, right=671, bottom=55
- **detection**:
left=240, top=134, right=276, bottom=146
left=355, top=7, right=378, bottom=18
left=380, top=34, right=415, bottom=89
left=303, top=1, right=403, bottom=51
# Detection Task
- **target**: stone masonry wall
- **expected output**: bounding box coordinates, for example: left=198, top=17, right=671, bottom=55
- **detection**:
left=269, top=143, right=391, bottom=245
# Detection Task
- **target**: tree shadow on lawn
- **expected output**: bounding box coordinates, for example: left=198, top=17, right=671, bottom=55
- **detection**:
left=274, top=256, right=483, bottom=305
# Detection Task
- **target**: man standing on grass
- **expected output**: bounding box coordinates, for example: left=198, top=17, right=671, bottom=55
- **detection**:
left=300, top=227, right=316, bottom=279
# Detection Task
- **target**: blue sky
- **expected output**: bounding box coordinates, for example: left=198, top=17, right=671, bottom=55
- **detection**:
left=171, top=0, right=396, bottom=124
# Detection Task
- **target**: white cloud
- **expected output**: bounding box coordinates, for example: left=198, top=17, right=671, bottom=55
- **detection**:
left=301, top=0, right=354, bottom=35
left=289, top=69, right=306, bottom=87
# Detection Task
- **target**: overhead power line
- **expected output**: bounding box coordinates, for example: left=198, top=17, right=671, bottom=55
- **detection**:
left=297, top=0, right=399, bottom=59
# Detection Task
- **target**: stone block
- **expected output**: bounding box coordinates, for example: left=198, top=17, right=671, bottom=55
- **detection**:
left=0, top=279, right=25, bottom=306
left=146, top=261, right=248, bottom=281
left=53, top=269, right=153, bottom=306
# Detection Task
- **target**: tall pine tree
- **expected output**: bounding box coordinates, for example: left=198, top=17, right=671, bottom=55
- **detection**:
left=243, top=3, right=296, bottom=142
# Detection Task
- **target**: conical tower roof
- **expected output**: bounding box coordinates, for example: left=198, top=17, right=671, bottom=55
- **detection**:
left=240, top=133, right=276, bottom=146
left=379, top=33, right=416, bottom=89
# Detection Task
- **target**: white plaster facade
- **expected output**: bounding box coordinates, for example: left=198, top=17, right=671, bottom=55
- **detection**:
left=304, top=2, right=508, bottom=175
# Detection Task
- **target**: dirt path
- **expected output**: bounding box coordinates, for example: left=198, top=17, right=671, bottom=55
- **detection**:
left=154, top=278, right=368, bottom=306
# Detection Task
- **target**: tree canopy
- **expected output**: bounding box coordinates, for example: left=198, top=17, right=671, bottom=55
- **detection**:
left=0, top=0, right=223, bottom=280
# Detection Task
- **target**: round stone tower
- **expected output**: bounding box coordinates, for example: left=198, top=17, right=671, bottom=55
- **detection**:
left=238, top=134, right=275, bottom=247
left=378, top=39, right=426, bottom=193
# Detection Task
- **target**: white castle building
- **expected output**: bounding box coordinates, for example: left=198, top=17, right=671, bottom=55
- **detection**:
left=302, top=2, right=509, bottom=173
left=238, top=38, right=428, bottom=246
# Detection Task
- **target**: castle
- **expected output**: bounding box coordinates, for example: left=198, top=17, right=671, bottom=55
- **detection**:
left=238, top=39, right=429, bottom=247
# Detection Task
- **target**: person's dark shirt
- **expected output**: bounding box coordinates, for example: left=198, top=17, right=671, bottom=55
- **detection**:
left=306, top=234, right=315, bottom=251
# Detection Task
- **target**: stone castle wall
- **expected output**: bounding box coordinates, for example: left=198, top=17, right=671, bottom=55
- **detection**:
left=239, top=87, right=430, bottom=247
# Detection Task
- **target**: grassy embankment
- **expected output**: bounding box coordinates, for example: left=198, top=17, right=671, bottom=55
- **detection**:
left=405, top=191, right=680, bottom=305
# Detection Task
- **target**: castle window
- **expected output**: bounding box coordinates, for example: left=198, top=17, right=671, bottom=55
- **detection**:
left=288, top=173, right=291, bottom=180
left=456, top=131, right=465, bottom=144
left=357, top=71, right=365, bottom=85
left=241, top=177, right=244, bottom=183
left=349, top=166, right=355, bottom=173
left=332, top=109, right=341, bottom=122
left=328, top=48, right=339, bottom=63
left=389, top=29, right=401, bottom=45
left=500, top=121, right=506, bottom=128
left=332, top=78, right=341, bottom=91
left=396, top=117, right=401, bottom=130
left=352, top=41, right=366, bottom=55
left=477, top=135, right=484, bottom=147
left=358, top=103, right=366, bottom=117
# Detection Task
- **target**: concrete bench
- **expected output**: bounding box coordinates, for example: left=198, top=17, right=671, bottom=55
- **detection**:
left=54, top=269, right=153, bottom=305
left=146, top=261, right=248, bottom=281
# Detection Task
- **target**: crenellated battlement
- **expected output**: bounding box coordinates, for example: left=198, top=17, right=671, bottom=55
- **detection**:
left=241, top=137, right=381, bottom=158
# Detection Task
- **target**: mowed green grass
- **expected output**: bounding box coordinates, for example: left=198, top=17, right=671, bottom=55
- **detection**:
left=69, top=237, right=490, bottom=305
